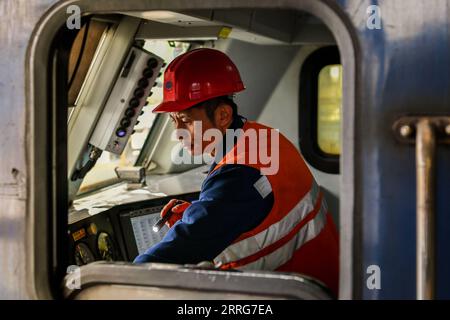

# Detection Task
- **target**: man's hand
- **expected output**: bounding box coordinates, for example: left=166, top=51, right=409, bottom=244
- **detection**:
left=161, top=199, right=191, bottom=228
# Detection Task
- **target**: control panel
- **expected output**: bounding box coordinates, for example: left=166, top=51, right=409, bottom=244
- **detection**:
left=89, top=46, right=164, bottom=154
left=68, top=192, right=200, bottom=265
left=68, top=213, right=122, bottom=266
left=119, top=205, right=169, bottom=260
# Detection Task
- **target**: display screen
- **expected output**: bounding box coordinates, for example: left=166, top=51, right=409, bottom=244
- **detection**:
left=118, top=193, right=199, bottom=261
left=130, top=213, right=169, bottom=255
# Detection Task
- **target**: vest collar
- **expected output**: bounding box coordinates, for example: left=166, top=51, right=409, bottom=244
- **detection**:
left=207, top=115, right=247, bottom=174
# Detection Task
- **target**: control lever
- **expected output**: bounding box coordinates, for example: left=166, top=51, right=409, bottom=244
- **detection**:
left=71, top=146, right=102, bottom=181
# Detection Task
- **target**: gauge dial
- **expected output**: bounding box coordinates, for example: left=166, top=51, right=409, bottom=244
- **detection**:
left=74, top=242, right=95, bottom=266
left=97, top=232, right=116, bottom=261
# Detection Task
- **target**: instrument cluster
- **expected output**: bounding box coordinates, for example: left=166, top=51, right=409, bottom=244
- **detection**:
left=69, top=216, right=121, bottom=266
left=68, top=192, right=200, bottom=266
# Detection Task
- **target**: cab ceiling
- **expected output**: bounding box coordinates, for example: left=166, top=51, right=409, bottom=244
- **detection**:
left=123, top=9, right=335, bottom=45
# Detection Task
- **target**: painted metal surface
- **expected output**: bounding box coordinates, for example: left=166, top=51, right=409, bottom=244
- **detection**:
left=336, top=0, right=450, bottom=299
left=0, top=0, right=57, bottom=299
left=0, top=0, right=448, bottom=299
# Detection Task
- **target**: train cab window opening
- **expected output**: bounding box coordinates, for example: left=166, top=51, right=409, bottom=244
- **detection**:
left=35, top=8, right=344, bottom=300
left=299, top=46, right=341, bottom=174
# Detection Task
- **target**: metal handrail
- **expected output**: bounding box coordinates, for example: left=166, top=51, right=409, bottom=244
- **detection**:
left=393, top=116, right=450, bottom=300
left=415, top=119, right=436, bottom=300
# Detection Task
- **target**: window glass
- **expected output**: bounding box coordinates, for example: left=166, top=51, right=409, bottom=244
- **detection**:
left=317, top=64, right=342, bottom=155
left=79, top=40, right=190, bottom=193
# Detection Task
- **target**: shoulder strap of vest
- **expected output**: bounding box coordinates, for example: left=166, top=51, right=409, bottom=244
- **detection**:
left=211, top=120, right=266, bottom=174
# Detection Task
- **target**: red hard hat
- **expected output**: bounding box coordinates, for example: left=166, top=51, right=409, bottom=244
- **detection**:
left=153, top=48, right=245, bottom=113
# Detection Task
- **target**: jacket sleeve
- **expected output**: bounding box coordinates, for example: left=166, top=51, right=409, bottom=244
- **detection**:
left=133, top=165, right=274, bottom=264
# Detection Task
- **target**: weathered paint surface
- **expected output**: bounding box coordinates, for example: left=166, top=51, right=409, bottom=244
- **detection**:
left=0, top=0, right=58, bottom=299
left=337, top=0, right=450, bottom=299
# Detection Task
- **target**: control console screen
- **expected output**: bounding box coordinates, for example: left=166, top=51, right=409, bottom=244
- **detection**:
left=130, top=212, right=169, bottom=255
left=120, top=206, right=169, bottom=260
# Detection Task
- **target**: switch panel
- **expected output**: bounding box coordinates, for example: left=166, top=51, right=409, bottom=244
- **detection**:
left=89, top=46, right=164, bottom=154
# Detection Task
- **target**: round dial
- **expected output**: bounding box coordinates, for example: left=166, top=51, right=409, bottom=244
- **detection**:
left=74, top=243, right=95, bottom=266
left=97, top=232, right=116, bottom=261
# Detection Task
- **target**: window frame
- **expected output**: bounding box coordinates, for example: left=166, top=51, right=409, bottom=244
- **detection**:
left=299, top=46, right=341, bottom=174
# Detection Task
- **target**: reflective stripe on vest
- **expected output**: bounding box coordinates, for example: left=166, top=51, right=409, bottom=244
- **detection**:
left=210, top=121, right=335, bottom=279
left=235, top=197, right=327, bottom=270
left=214, top=179, right=321, bottom=266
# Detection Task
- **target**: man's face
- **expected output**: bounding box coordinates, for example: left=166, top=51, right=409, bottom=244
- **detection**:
left=169, top=107, right=217, bottom=156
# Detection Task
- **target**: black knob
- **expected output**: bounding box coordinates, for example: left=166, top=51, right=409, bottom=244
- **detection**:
left=142, top=68, right=153, bottom=78
left=147, top=58, right=158, bottom=69
left=135, top=120, right=140, bottom=125
left=148, top=91, right=153, bottom=97
left=144, top=100, right=149, bottom=106
left=116, top=128, right=127, bottom=138
left=120, top=118, right=131, bottom=127
left=129, top=98, right=140, bottom=108
left=124, top=108, right=135, bottom=117
left=140, top=111, right=144, bottom=116
left=133, top=88, right=144, bottom=98
left=138, top=78, right=149, bottom=88
left=157, top=72, right=162, bottom=77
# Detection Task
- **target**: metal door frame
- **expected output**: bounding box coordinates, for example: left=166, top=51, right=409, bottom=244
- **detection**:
left=25, top=0, right=358, bottom=299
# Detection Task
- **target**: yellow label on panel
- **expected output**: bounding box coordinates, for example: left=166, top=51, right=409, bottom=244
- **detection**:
left=219, top=27, right=232, bottom=39
left=87, top=223, right=98, bottom=235
left=72, top=228, right=86, bottom=242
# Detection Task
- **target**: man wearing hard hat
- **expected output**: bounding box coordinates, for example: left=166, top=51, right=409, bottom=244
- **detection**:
left=134, top=48, right=339, bottom=296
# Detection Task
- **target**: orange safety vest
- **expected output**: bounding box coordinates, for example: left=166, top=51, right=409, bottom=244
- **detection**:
left=211, top=121, right=339, bottom=296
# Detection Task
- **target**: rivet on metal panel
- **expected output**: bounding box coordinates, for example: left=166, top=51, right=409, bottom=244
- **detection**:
left=392, top=116, right=450, bottom=144
left=445, top=124, right=450, bottom=136
left=400, top=125, right=413, bottom=138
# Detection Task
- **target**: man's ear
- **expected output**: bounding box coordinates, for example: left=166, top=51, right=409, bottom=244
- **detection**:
left=214, top=103, right=233, bottom=131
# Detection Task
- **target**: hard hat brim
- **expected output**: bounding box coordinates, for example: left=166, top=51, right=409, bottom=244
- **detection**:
left=152, top=101, right=185, bottom=113
left=152, top=87, right=244, bottom=114
left=152, top=98, right=209, bottom=113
